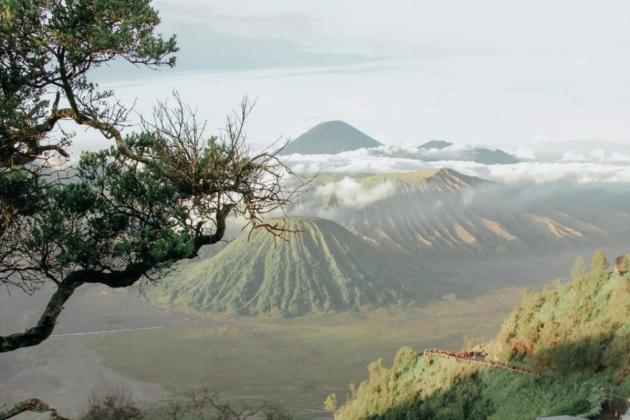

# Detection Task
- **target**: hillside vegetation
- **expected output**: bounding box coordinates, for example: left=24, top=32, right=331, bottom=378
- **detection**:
left=147, top=218, right=447, bottom=317
left=333, top=251, right=630, bottom=419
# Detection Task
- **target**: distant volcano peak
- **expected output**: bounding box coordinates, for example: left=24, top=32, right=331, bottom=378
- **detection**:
left=280, top=121, right=382, bottom=155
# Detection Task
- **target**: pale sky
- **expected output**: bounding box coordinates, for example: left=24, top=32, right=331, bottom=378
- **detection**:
left=85, top=0, right=630, bottom=156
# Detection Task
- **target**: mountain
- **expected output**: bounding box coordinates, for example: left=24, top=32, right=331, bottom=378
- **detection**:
left=291, top=168, right=630, bottom=256
left=333, top=253, right=630, bottom=419
left=468, top=147, right=519, bottom=164
left=418, top=140, right=452, bottom=149
left=280, top=121, right=383, bottom=155
left=147, top=218, right=449, bottom=317
left=417, top=141, right=519, bottom=164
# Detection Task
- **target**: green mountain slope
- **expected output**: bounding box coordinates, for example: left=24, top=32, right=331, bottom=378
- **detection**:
left=280, top=121, right=382, bottom=155
left=333, top=253, right=630, bottom=419
left=148, top=218, right=447, bottom=317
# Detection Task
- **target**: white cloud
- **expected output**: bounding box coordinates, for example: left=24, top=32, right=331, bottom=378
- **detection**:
left=314, top=178, right=396, bottom=208
left=155, top=0, right=630, bottom=63
left=364, top=143, right=518, bottom=162
left=561, top=149, right=630, bottom=164
left=610, top=152, right=630, bottom=162
left=509, top=146, right=537, bottom=160
left=286, top=143, right=516, bottom=164
left=590, top=149, right=607, bottom=161
left=561, top=151, right=589, bottom=162
left=284, top=152, right=431, bottom=175
left=479, top=162, right=630, bottom=185
left=54, top=0, right=629, bottom=162
left=283, top=150, right=630, bottom=186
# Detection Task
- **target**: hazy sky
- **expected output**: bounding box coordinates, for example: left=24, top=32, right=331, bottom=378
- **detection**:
left=86, top=1, right=630, bottom=154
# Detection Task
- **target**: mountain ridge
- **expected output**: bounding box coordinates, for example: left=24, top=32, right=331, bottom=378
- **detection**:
left=418, top=140, right=452, bottom=149
left=291, top=168, right=630, bottom=256
left=417, top=140, right=519, bottom=164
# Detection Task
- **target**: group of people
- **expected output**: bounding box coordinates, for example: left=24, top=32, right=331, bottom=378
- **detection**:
left=423, top=349, right=487, bottom=360
left=423, top=349, right=531, bottom=375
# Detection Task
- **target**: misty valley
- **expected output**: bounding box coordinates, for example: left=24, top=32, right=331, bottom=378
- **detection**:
left=2, top=2, right=630, bottom=419
left=2, top=119, right=630, bottom=419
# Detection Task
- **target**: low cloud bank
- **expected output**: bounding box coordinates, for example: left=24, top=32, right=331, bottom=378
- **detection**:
left=561, top=149, right=630, bottom=164
left=313, top=178, right=396, bottom=208
left=290, top=177, right=398, bottom=220
left=344, top=143, right=520, bottom=163
left=283, top=148, right=630, bottom=186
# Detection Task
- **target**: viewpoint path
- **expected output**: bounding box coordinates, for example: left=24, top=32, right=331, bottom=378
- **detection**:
left=423, top=349, right=532, bottom=375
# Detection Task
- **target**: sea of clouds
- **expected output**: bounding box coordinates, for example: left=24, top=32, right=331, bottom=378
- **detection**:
left=281, top=145, right=630, bottom=186
left=363, top=143, right=515, bottom=162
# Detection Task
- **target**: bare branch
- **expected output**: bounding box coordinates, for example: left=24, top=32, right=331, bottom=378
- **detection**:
left=0, top=398, right=69, bottom=420
left=0, top=93, right=300, bottom=352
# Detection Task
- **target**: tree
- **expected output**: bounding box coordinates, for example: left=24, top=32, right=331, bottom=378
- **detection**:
left=0, top=0, right=296, bottom=353
left=1, top=391, right=294, bottom=420
left=0, top=399, right=69, bottom=420
left=615, top=254, right=630, bottom=275
left=590, top=249, right=609, bottom=274
left=570, top=256, right=586, bottom=281
left=162, top=391, right=293, bottom=420
left=324, top=394, right=337, bottom=412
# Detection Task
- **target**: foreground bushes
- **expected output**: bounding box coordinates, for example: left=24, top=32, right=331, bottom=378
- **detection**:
left=78, top=391, right=292, bottom=420
left=334, top=251, right=630, bottom=419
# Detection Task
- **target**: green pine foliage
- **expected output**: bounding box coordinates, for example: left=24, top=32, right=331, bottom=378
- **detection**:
left=334, top=251, right=630, bottom=419
left=591, top=249, right=609, bottom=273
left=571, top=256, right=586, bottom=281
left=617, top=255, right=630, bottom=274
left=493, top=262, right=629, bottom=374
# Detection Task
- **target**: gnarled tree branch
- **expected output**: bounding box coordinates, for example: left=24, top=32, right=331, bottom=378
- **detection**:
left=0, top=265, right=149, bottom=353
left=0, top=398, right=69, bottom=420
left=0, top=206, right=233, bottom=353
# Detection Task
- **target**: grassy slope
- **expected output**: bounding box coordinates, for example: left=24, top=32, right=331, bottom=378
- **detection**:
left=147, top=218, right=447, bottom=317
left=86, top=289, right=523, bottom=418
left=335, top=265, right=630, bottom=419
